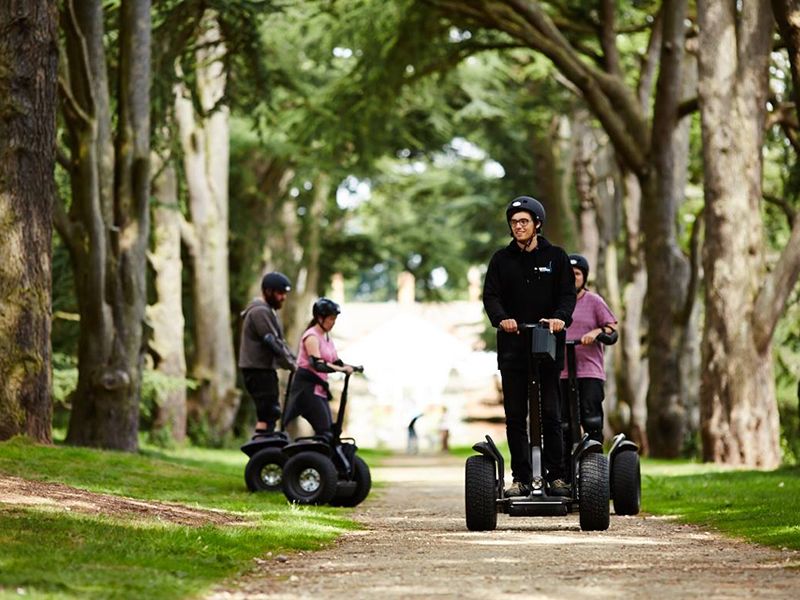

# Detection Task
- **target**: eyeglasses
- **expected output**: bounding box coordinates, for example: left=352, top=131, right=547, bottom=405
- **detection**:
left=510, top=218, right=532, bottom=228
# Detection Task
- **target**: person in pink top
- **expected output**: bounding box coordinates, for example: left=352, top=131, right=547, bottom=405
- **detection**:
left=559, top=254, right=618, bottom=444
left=283, top=298, right=354, bottom=442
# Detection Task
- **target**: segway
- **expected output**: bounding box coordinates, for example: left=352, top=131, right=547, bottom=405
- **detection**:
left=240, top=372, right=294, bottom=492
left=281, top=366, right=371, bottom=507
left=465, top=323, right=610, bottom=532
left=564, top=334, right=641, bottom=516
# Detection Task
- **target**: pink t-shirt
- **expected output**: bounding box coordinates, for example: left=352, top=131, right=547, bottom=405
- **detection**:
left=297, top=326, right=339, bottom=397
left=560, top=290, right=617, bottom=381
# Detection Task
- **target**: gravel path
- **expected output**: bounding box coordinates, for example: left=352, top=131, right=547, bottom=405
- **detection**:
left=208, top=454, right=800, bottom=599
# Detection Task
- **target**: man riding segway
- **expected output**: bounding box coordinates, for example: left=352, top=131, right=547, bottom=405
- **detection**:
left=467, top=196, right=610, bottom=531
left=483, top=196, right=576, bottom=497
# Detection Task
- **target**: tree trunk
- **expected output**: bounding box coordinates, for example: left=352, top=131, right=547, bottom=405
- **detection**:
left=533, top=116, right=577, bottom=249
left=147, top=156, right=187, bottom=443
left=697, top=0, right=782, bottom=467
left=0, top=0, right=58, bottom=443
left=616, top=172, right=649, bottom=452
left=58, top=0, right=151, bottom=451
left=176, top=13, right=239, bottom=440
left=641, top=0, right=693, bottom=457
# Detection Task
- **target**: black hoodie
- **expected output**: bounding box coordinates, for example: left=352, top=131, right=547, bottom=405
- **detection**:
left=483, top=235, right=576, bottom=370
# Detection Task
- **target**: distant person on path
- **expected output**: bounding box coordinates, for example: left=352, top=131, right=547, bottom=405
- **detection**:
left=238, top=272, right=295, bottom=439
left=559, top=254, right=618, bottom=445
left=483, top=196, right=576, bottom=497
left=407, top=413, right=423, bottom=454
left=284, top=298, right=354, bottom=442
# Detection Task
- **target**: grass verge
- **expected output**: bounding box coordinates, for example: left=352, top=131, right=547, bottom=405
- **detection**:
left=642, top=459, right=800, bottom=550
left=0, top=436, right=359, bottom=599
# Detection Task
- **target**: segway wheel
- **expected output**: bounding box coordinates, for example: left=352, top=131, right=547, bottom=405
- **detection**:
left=245, top=447, right=287, bottom=492
left=282, top=452, right=338, bottom=505
left=611, top=450, right=641, bottom=516
left=578, top=452, right=610, bottom=531
left=330, top=456, right=372, bottom=507
left=465, top=455, right=497, bottom=531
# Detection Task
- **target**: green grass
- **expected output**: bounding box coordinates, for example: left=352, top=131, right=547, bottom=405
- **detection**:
left=642, top=459, right=800, bottom=550
left=0, top=436, right=360, bottom=599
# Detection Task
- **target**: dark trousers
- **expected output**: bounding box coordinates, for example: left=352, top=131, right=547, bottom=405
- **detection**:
left=284, top=392, right=333, bottom=441
left=501, top=365, right=565, bottom=484
left=560, top=378, right=605, bottom=445
left=241, top=368, right=281, bottom=428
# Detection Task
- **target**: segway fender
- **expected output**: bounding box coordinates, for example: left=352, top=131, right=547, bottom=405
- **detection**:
left=282, top=438, right=332, bottom=458
left=472, top=436, right=505, bottom=497
left=573, top=436, right=603, bottom=463
left=609, top=433, right=639, bottom=461
left=240, top=433, right=290, bottom=458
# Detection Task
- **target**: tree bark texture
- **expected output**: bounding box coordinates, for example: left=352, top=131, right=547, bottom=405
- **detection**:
left=59, top=0, right=151, bottom=451
left=0, top=0, right=58, bottom=443
left=147, top=156, right=187, bottom=442
left=423, top=0, right=694, bottom=457
left=176, top=12, right=239, bottom=440
left=643, top=0, right=693, bottom=457
left=697, top=0, right=782, bottom=467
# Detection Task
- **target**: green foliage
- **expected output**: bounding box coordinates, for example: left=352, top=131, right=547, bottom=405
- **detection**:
left=643, top=461, right=800, bottom=550
left=0, top=437, right=357, bottom=599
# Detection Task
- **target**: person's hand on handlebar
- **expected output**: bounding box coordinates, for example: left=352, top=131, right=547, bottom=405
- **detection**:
left=540, top=318, right=565, bottom=333
left=581, top=329, right=600, bottom=345
left=499, top=318, right=518, bottom=333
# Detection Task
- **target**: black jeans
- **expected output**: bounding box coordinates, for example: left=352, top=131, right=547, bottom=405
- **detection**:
left=560, top=377, right=605, bottom=444
left=501, top=364, right=565, bottom=484
left=284, top=391, right=333, bottom=441
left=241, top=368, right=280, bottom=428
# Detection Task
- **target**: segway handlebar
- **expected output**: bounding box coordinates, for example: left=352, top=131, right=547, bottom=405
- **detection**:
left=565, top=328, right=618, bottom=346
left=496, top=321, right=550, bottom=331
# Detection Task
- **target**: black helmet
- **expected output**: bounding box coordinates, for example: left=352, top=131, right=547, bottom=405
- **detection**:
left=312, top=297, right=340, bottom=319
left=261, top=271, right=292, bottom=293
left=569, top=254, right=589, bottom=283
left=506, top=196, right=546, bottom=230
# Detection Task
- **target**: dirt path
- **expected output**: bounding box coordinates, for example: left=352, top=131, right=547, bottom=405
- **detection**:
left=208, top=454, right=800, bottom=599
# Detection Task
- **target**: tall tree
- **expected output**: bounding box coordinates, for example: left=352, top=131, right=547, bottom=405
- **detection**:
left=57, top=0, right=151, bottom=451
left=176, top=12, right=240, bottom=440
left=697, top=0, right=800, bottom=467
left=0, top=0, right=58, bottom=443
left=147, top=152, right=187, bottom=443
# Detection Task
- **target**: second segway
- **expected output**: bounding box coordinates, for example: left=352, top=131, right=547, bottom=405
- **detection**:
left=281, top=367, right=371, bottom=507
left=563, top=334, right=641, bottom=516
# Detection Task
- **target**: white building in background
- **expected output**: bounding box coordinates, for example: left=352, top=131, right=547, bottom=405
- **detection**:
left=320, top=272, right=502, bottom=451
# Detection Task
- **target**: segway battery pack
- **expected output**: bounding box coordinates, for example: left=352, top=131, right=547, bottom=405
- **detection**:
left=530, top=327, right=556, bottom=362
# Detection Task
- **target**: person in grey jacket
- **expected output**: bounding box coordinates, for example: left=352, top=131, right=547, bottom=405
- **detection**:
left=238, top=272, right=295, bottom=438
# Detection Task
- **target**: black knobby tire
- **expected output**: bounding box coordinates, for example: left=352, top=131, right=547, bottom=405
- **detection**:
left=245, top=447, right=286, bottom=492
left=282, top=452, right=339, bottom=505
left=330, top=456, right=372, bottom=507
left=578, top=452, right=610, bottom=531
left=611, top=450, right=641, bottom=516
left=465, top=455, right=498, bottom=531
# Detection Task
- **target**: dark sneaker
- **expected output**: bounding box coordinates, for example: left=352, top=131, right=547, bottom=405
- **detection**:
left=548, top=478, right=571, bottom=497
left=505, top=481, right=531, bottom=497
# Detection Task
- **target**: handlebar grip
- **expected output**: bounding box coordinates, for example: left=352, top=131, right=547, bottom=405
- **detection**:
left=596, top=330, right=618, bottom=345
left=352, top=365, right=365, bottom=373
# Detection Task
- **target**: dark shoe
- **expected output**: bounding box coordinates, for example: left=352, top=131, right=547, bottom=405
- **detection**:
left=505, top=481, right=531, bottom=497
left=548, top=478, right=571, bottom=497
